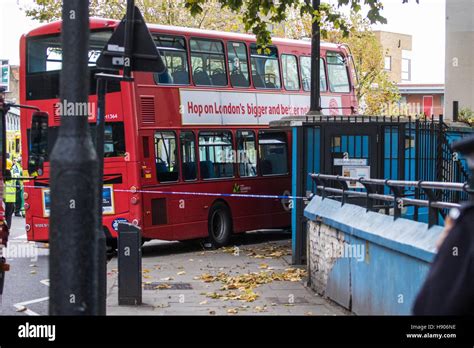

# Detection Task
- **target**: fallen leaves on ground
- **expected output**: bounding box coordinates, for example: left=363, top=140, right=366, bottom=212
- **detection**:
left=16, top=306, right=27, bottom=312
left=177, top=271, right=186, bottom=275
left=246, top=244, right=291, bottom=259
left=199, top=268, right=306, bottom=302
left=154, top=284, right=172, bottom=290
left=219, top=244, right=291, bottom=259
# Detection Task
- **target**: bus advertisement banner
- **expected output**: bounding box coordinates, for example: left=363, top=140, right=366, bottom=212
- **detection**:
left=179, top=89, right=342, bottom=125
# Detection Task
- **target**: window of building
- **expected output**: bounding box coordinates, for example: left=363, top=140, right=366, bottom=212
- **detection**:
left=154, top=131, right=179, bottom=182
left=199, top=131, right=234, bottom=179
left=384, top=56, right=392, bottom=71
left=300, top=56, right=327, bottom=92
left=180, top=131, right=197, bottom=181
left=237, top=130, right=257, bottom=177
left=258, top=131, right=288, bottom=176
left=327, top=52, right=350, bottom=93
left=190, top=39, right=227, bottom=86
left=227, top=42, right=250, bottom=88
left=402, top=58, right=411, bottom=81
left=281, top=54, right=300, bottom=91
left=250, top=44, right=281, bottom=89
left=154, top=35, right=190, bottom=85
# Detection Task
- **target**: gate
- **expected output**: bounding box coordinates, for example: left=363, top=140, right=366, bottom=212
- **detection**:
left=290, top=115, right=470, bottom=265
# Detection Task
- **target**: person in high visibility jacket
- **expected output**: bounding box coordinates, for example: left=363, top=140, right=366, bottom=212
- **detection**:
left=12, top=156, right=24, bottom=217
left=3, top=158, right=16, bottom=228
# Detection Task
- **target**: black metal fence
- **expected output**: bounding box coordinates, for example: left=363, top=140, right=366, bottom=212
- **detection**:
left=310, top=174, right=472, bottom=227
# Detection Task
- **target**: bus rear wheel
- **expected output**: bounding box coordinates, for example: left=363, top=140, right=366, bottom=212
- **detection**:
left=208, top=202, right=232, bottom=248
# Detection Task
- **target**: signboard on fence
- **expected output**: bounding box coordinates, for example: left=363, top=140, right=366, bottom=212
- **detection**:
left=342, top=165, right=370, bottom=189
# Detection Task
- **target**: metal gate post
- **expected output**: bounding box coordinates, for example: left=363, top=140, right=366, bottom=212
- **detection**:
left=118, top=222, right=142, bottom=306
left=293, top=126, right=306, bottom=265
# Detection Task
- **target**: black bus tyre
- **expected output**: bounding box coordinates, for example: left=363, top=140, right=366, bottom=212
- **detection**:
left=208, top=202, right=232, bottom=248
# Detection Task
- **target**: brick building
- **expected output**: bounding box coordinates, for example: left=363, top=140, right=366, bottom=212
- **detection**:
left=374, top=31, right=413, bottom=83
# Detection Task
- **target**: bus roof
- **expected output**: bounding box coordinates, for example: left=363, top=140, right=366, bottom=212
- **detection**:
left=25, top=17, right=343, bottom=50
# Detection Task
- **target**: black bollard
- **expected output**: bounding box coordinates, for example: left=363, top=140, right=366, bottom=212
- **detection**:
left=117, top=222, right=142, bottom=305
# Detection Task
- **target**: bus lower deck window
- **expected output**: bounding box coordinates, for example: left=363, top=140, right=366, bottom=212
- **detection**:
left=198, top=131, right=234, bottom=179
left=180, top=131, right=197, bottom=181
left=155, top=131, right=179, bottom=182
left=258, top=131, right=288, bottom=176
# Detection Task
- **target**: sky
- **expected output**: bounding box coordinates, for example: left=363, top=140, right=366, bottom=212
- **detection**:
left=0, top=0, right=445, bottom=84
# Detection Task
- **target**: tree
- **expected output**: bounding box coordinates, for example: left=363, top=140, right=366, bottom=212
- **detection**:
left=23, top=0, right=418, bottom=47
left=322, top=13, right=400, bottom=115
left=23, top=0, right=246, bottom=33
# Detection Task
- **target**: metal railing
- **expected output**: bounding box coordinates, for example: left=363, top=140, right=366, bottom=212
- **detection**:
left=310, top=173, right=472, bottom=227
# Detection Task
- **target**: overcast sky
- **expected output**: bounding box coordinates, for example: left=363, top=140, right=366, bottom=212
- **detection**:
left=0, top=0, right=445, bottom=84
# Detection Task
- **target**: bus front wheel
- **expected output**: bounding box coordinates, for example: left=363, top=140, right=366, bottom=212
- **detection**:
left=208, top=202, right=232, bottom=248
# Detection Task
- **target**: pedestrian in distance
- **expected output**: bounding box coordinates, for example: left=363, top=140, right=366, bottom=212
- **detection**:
left=12, top=155, right=24, bottom=217
left=3, top=157, right=16, bottom=229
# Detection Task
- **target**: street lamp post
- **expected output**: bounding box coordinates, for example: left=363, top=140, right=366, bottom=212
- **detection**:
left=310, top=0, right=322, bottom=114
left=49, top=0, right=103, bottom=315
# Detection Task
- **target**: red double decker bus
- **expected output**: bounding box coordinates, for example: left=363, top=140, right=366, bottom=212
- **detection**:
left=20, top=18, right=357, bottom=247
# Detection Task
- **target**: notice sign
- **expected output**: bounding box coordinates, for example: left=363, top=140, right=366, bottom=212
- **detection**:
left=342, top=166, right=370, bottom=189
left=180, top=89, right=342, bottom=125
left=42, top=186, right=115, bottom=217
left=102, top=185, right=115, bottom=215
left=334, top=158, right=368, bottom=166
left=0, top=59, right=9, bottom=92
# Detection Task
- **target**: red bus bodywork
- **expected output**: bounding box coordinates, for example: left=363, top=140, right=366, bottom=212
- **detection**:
left=20, top=18, right=357, bottom=243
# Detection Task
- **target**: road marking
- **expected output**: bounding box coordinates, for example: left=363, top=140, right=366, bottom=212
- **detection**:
left=12, top=233, right=27, bottom=240
left=14, top=297, right=49, bottom=316
left=40, top=279, right=50, bottom=287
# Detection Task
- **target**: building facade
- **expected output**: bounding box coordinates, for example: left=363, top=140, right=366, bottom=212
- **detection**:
left=445, top=0, right=474, bottom=122
left=374, top=31, right=413, bottom=84
left=398, top=84, right=444, bottom=117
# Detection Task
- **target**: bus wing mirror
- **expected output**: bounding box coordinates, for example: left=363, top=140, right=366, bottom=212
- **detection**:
left=28, top=112, right=49, bottom=176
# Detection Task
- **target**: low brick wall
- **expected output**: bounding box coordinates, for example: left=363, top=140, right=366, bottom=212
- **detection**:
left=305, top=196, right=444, bottom=315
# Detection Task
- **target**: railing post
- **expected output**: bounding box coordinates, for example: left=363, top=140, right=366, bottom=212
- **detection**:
left=387, top=182, right=403, bottom=220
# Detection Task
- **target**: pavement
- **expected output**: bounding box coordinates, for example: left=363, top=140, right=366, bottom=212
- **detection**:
left=106, top=231, right=349, bottom=316
left=0, top=216, right=49, bottom=315
left=0, top=216, right=348, bottom=316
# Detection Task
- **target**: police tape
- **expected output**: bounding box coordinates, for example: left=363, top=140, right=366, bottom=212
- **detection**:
left=9, top=183, right=308, bottom=200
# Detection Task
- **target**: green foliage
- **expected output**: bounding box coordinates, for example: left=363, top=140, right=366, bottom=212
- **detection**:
left=23, top=0, right=419, bottom=48
left=459, top=107, right=474, bottom=126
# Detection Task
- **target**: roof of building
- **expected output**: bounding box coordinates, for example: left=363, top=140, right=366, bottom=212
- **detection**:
left=398, top=83, right=445, bottom=95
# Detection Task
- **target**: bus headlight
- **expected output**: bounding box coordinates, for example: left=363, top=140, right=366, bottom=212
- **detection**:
left=130, top=186, right=138, bottom=194
left=24, top=203, right=30, bottom=211
left=132, top=219, right=140, bottom=226
left=130, top=196, right=139, bottom=205
left=25, top=224, right=31, bottom=232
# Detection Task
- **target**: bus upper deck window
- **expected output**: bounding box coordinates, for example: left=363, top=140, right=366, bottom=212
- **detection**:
left=227, top=42, right=250, bottom=88
left=190, top=39, right=228, bottom=87
left=250, top=44, right=281, bottom=89
left=282, top=54, right=300, bottom=91
left=154, top=35, right=190, bottom=85
left=327, top=52, right=350, bottom=93
left=300, top=56, right=327, bottom=92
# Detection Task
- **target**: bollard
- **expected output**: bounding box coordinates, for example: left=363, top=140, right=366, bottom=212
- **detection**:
left=117, top=222, right=142, bottom=305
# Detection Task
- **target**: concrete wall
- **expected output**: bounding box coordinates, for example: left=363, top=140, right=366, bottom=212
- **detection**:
left=305, top=196, right=443, bottom=315
left=445, top=0, right=474, bottom=121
